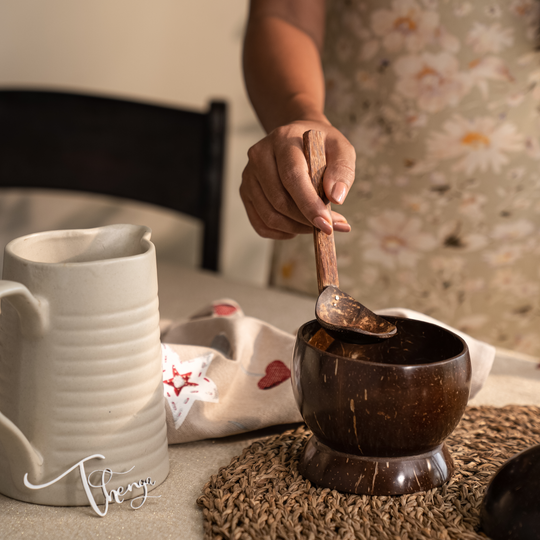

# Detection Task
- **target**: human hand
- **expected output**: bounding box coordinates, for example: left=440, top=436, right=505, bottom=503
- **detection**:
left=240, top=120, right=356, bottom=239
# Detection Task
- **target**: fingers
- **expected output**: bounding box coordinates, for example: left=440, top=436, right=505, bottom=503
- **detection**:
left=240, top=123, right=355, bottom=239
left=271, top=130, right=334, bottom=231
left=331, top=211, right=351, bottom=233
left=242, top=132, right=331, bottom=239
left=242, top=188, right=350, bottom=238
left=243, top=200, right=300, bottom=240
left=323, top=133, right=356, bottom=206
left=241, top=166, right=351, bottom=240
left=240, top=165, right=313, bottom=239
left=246, top=139, right=313, bottom=227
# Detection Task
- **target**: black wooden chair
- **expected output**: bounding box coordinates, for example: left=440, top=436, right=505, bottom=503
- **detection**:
left=0, top=89, right=226, bottom=271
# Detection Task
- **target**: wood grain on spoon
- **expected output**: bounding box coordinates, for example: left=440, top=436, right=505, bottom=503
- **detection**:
left=303, top=130, right=339, bottom=292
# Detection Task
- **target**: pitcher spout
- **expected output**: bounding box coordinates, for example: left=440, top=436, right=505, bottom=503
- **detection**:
left=85, top=223, right=153, bottom=258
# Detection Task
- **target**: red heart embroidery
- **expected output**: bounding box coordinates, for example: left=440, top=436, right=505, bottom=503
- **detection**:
left=257, top=360, right=291, bottom=390
left=213, top=303, right=238, bottom=317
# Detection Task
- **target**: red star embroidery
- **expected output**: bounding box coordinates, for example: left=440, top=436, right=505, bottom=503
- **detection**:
left=213, top=303, right=238, bottom=316
left=163, top=366, right=199, bottom=396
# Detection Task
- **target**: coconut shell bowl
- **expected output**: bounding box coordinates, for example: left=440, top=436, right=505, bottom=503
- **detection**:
left=292, top=317, right=471, bottom=496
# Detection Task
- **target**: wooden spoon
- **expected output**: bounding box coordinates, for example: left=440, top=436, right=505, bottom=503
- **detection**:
left=303, top=130, right=397, bottom=343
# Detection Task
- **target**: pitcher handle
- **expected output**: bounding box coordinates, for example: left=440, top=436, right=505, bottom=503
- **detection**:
left=0, top=280, right=49, bottom=337
left=0, top=280, right=47, bottom=485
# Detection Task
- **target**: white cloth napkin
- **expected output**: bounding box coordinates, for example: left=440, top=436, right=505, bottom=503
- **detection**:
left=376, top=307, right=496, bottom=400
left=161, top=300, right=495, bottom=444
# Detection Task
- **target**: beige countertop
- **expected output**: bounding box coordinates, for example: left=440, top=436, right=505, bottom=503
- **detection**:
left=1, top=263, right=539, bottom=540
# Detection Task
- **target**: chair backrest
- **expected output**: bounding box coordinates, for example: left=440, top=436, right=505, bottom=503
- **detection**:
left=0, top=89, right=226, bottom=271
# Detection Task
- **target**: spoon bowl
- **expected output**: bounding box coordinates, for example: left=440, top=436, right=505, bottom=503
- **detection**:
left=316, top=285, right=396, bottom=342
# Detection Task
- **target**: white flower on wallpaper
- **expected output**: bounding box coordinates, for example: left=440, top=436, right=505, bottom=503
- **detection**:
left=505, top=91, right=526, bottom=107
left=394, top=52, right=468, bottom=112
left=467, top=56, right=514, bottom=97
left=454, top=3, right=473, bottom=17
left=360, top=39, right=380, bottom=61
left=430, top=255, right=466, bottom=277
left=507, top=166, right=526, bottom=180
left=517, top=50, right=540, bottom=66
left=401, top=193, right=431, bottom=214
left=335, top=35, right=355, bottom=64
left=462, top=277, right=486, bottom=293
left=438, top=221, right=488, bottom=251
left=484, top=5, right=502, bottom=19
left=483, top=244, right=524, bottom=267
left=509, top=0, right=537, bottom=18
left=466, top=22, right=514, bottom=54
left=509, top=0, right=540, bottom=40
left=456, top=314, right=489, bottom=333
left=425, top=115, right=523, bottom=174
left=490, top=219, right=535, bottom=241
left=429, top=171, right=448, bottom=186
left=433, top=24, right=460, bottom=53
left=528, top=70, right=540, bottom=102
left=371, top=0, right=439, bottom=52
left=404, top=110, right=428, bottom=128
left=360, top=266, right=380, bottom=287
left=524, top=136, right=540, bottom=159
left=325, top=66, right=355, bottom=115
left=356, top=70, right=381, bottom=91
left=362, top=210, right=437, bottom=269
left=347, top=122, right=390, bottom=157
left=528, top=68, right=540, bottom=85
left=491, top=268, right=539, bottom=297
left=341, top=9, right=367, bottom=39
left=458, top=192, right=488, bottom=217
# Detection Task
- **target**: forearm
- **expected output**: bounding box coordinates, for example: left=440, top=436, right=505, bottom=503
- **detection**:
left=240, top=0, right=355, bottom=240
left=243, top=2, right=327, bottom=133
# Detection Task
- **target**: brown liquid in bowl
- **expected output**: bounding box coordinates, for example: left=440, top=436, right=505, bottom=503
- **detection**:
left=307, top=317, right=464, bottom=366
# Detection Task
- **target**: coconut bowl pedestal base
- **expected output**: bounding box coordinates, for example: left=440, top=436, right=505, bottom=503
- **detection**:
left=299, top=436, right=454, bottom=496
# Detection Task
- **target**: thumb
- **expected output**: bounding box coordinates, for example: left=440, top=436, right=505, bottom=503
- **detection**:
left=322, top=134, right=356, bottom=205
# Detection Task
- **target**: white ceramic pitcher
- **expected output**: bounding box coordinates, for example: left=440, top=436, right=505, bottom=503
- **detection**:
left=0, top=224, right=169, bottom=506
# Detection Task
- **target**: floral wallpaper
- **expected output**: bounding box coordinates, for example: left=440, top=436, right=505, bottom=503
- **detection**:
left=271, top=0, right=540, bottom=356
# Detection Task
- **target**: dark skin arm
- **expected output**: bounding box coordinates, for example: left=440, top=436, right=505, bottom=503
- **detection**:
left=241, top=0, right=356, bottom=239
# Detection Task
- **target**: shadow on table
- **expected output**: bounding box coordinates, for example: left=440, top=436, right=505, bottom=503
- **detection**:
left=207, top=422, right=305, bottom=445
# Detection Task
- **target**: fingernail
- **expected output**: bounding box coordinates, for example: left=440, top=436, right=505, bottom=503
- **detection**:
left=333, top=221, right=351, bottom=233
left=331, top=182, right=348, bottom=204
left=313, top=216, right=333, bottom=235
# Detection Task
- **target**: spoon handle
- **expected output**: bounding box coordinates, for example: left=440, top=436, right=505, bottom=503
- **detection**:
left=303, top=130, right=339, bottom=294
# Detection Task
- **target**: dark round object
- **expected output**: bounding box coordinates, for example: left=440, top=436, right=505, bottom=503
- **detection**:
left=480, top=444, right=540, bottom=540
left=292, top=317, right=471, bottom=495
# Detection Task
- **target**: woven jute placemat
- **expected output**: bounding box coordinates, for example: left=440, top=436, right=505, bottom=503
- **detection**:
left=197, top=406, right=540, bottom=540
